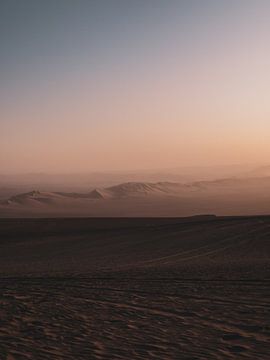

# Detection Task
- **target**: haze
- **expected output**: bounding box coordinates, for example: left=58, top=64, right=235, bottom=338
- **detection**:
left=1, top=0, right=270, bottom=173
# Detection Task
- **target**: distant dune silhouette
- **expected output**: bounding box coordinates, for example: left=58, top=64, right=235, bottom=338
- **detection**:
left=1, top=177, right=270, bottom=217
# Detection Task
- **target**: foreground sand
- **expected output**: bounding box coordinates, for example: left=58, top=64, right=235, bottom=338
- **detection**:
left=0, top=217, right=269, bottom=359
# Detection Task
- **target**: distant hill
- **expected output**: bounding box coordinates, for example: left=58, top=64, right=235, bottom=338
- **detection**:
left=2, top=182, right=193, bottom=205
left=1, top=178, right=270, bottom=217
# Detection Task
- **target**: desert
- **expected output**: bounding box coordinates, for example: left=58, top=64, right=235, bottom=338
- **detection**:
left=2, top=1, right=270, bottom=358
left=0, top=216, right=269, bottom=359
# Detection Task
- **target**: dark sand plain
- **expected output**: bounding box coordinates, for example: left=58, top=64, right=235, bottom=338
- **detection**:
left=0, top=216, right=269, bottom=359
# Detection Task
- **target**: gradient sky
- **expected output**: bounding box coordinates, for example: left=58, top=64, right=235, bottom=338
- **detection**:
left=1, top=0, right=270, bottom=173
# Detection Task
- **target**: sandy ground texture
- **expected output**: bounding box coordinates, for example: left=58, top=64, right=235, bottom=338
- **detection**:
left=0, top=216, right=269, bottom=359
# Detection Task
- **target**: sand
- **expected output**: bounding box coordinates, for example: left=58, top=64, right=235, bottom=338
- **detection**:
left=0, top=216, right=269, bottom=359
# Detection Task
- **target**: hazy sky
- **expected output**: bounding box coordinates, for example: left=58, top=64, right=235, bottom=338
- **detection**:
left=1, top=0, right=270, bottom=173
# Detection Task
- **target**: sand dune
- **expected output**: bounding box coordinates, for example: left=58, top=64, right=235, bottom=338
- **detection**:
left=2, top=181, right=186, bottom=204
left=105, top=181, right=193, bottom=197
left=1, top=177, right=270, bottom=217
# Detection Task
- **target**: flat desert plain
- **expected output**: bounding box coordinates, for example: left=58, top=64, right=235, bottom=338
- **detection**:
left=0, top=216, right=269, bottom=359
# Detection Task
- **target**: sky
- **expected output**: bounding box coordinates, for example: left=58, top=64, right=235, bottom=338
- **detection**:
left=1, top=0, right=270, bottom=173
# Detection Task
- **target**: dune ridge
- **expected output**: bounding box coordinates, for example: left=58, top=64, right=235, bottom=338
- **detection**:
left=1, top=177, right=270, bottom=217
